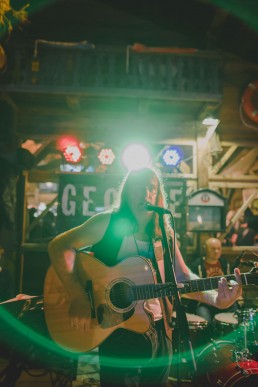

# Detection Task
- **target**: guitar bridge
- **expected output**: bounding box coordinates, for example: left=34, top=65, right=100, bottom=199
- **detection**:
left=85, top=280, right=96, bottom=318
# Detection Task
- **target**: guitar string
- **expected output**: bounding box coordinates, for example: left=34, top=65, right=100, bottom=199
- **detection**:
left=113, top=232, right=254, bottom=299
left=111, top=271, right=253, bottom=300
left=111, top=235, right=154, bottom=301
left=107, top=236, right=155, bottom=303
left=133, top=234, right=169, bottom=298
left=114, top=273, right=253, bottom=300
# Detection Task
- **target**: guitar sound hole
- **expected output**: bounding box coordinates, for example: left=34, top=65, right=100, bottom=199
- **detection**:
left=110, top=282, right=133, bottom=309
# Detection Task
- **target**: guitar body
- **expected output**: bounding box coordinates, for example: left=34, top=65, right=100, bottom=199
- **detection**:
left=44, top=252, right=258, bottom=354
left=44, top=254, right=156, bottom=353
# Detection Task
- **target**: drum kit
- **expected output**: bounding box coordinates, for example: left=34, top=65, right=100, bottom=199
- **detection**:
left=171, top=308, right=258, bottom=386
left=197, top=306, right=258, bottom=386
left=170, top=263, right=258, bottom=386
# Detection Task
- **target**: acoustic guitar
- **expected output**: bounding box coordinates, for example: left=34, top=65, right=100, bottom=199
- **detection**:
left=44, top=253, right=258, bottom=353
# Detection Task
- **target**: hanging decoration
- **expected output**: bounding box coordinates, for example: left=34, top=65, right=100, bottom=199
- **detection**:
left=0, top=0, right=29, bottom=35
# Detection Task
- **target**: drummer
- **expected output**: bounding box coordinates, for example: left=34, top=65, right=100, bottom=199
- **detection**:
left=189, top=238, right=239, bottom=327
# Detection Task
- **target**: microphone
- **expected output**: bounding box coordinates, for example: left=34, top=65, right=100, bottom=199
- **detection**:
left=144, top=202, right=171, bottom=215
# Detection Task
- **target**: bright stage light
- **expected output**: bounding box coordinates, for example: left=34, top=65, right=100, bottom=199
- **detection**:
left=122, top=144, right=151, bottom=171
left=98, top=148, right=116, bottom=165
left=63, top=145, right=82, bottom=163
left=57, top=136, right=83, bottom=163
left=162, top=146, right=183, bottom=167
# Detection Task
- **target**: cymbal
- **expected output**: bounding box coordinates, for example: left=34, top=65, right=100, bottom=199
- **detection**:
left=0, top=294, right=39, bottom=305
left=0, top=296, right=43, bottom=317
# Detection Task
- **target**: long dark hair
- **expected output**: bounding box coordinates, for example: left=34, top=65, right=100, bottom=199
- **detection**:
left=113, top=167, right=171, bottom=239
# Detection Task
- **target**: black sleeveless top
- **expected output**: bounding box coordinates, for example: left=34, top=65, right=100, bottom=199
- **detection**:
left=91, top=212, right=127, bottom=266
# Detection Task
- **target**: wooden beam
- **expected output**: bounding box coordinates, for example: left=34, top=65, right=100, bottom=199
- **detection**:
left=210, top=181, right=258, bottom=189
left=33, top=140, right=55, bottom=165
left=28, top=170, right=59, bottom=183
left=196, top=128, right=211, bottom=189
left=210, top=145, right=238, bottom=175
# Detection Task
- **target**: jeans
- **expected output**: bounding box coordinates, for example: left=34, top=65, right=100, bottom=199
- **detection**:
left=98, top=321, right=172, bottom=387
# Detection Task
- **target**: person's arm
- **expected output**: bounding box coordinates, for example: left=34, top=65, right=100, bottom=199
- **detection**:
left=48, top=212, right=110, bottom=291
left=174, top=241, right=242, bottom=309
left=48, top=211, right=111, bottom=329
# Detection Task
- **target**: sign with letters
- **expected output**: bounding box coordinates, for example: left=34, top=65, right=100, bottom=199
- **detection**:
left=57, top=174, right=187, bottom=238
left=57, top=173, right=122, bottom=232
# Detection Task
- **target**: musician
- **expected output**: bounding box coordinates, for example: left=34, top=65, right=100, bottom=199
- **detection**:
left=189, top=238, right=239, bottom=325
left=48, top=167, right=242, bottom=387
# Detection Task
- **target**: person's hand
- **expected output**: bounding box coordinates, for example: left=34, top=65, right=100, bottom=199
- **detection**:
left=216, top=268, right=242, bottom=309
left=69, top=294, right=91, bottom=331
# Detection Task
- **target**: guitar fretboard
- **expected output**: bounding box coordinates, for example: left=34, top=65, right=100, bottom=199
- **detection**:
left=131, top=272, right=256, bottom=301
left=179, top=273, right=248, bottom=295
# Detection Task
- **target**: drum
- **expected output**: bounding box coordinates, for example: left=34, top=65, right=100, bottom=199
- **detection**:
left=195, top=340, right=258, bottom=386
left=214, top=312, right=238, bottom=339
left=172, top=312, right=209, bottom=352
left=186, top=313, right=208, bottom=331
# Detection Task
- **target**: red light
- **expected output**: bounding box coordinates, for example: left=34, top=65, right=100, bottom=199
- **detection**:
left=57, top=136, right=82, bottom=163
left=63, top=145, right=82, bottom=163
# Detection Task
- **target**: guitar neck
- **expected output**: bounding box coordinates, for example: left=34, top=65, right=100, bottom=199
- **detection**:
left=132, top=272, right=255, bottom=301
left=179, top=273, right=248, bottom=295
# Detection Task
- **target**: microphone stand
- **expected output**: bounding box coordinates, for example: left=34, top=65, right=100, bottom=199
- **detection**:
left=158, top=210, right=197, bottom=383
